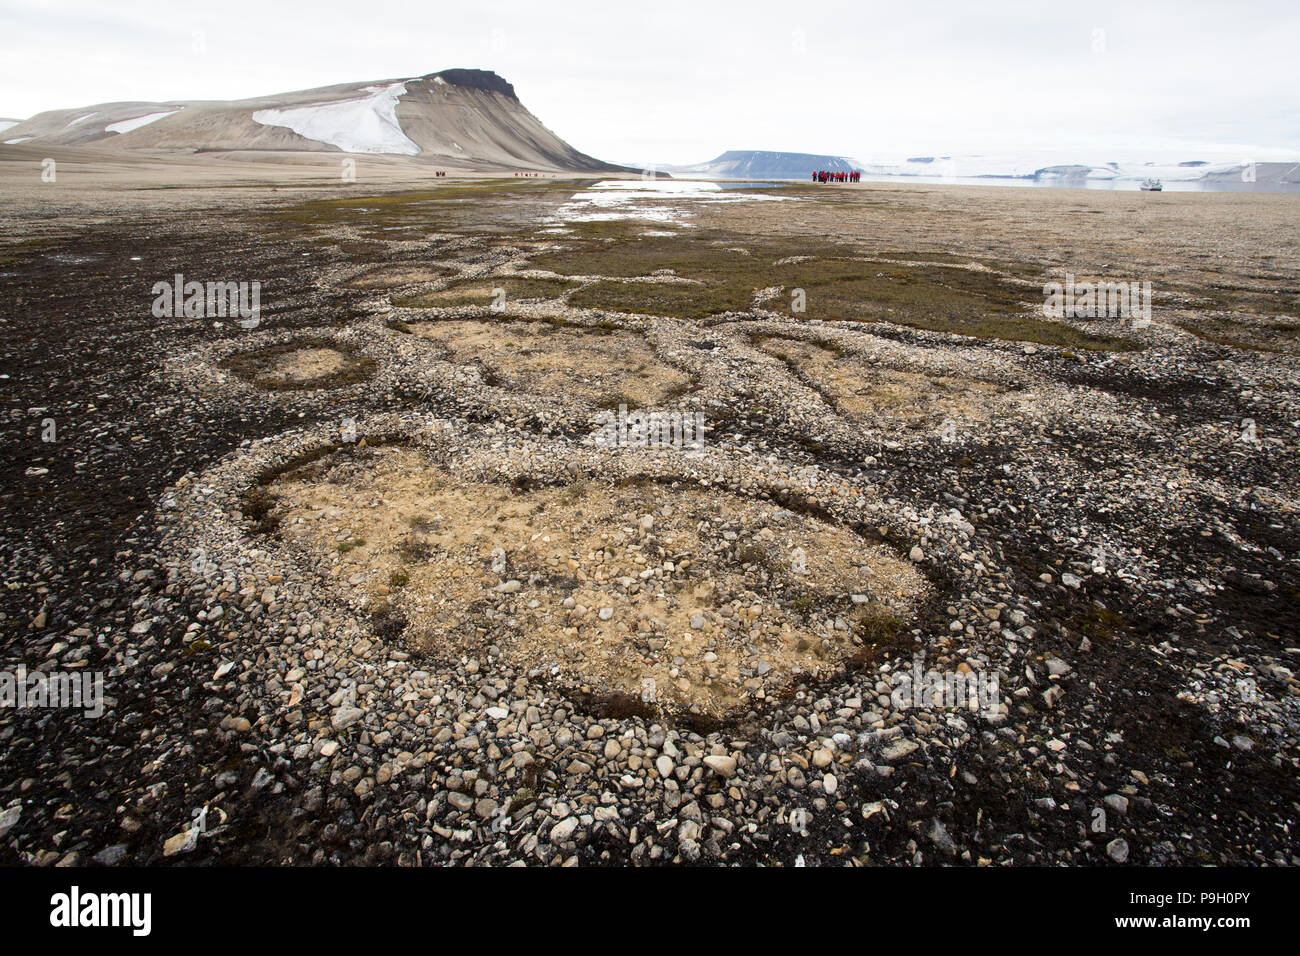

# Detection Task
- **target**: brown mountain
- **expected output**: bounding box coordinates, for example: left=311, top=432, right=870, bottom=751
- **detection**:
left=0, top=68, right=633, bottom=173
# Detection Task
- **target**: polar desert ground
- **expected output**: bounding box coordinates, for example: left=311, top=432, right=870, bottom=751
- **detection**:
left=0, top=61, right=1298, bottom=879
left=3, top=152, right=1298, bottom=869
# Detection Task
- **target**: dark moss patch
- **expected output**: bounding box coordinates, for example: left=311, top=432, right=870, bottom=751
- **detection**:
left=855, top=608, right=906, bottom=647
left=0, top=237, right=69, bottom=265
left=530, top=234, right=1137, bottom=350
left=369, top=602, right=408, bottom=642
left=1174, top=312, right=1300, bottom=353
left=752, top=330, right=847, bottom=359
left=768, top=261, right=1141, bottom=351
left=1066, top=602, right=1132, bottom=644
left=530, top=233, right=845, bottom=319
left=569, top=279, right=750, bottom=319
left=871, top=250, right=977, bottom=265
left=1184, top=280, right=1300, bottom=318
left=529, top=232, right=841, bottom=281
left=397, top=535, right=432, bottom=563
left=244, top=486, right=281, bottom=535
left=257, top=180, right=585, bottom=239
left=566, top=688, right=658, bottom=722
left=550, top=219, right=663, bottom=241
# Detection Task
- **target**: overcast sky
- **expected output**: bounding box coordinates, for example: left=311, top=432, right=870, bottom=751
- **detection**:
left=3, top=0, right=1297, bottom=164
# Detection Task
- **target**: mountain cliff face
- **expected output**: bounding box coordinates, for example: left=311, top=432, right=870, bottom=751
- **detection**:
left=0, top=69, right=631, bottom=172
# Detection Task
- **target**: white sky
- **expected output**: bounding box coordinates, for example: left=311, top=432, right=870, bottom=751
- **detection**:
left=2, top=0, right=1297, bottom=164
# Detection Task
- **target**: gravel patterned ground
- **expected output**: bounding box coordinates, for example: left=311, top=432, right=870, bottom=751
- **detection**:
left=1, top=177, right=1297, bottom=866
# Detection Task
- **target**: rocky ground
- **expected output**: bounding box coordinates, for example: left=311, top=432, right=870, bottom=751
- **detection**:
left=0, top=175, right=1297, bottom=866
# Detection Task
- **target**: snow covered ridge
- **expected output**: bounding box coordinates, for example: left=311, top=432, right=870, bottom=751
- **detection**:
left=106, top=109, right=182, bottom=135
left=252, top=81, right=421, bottom=156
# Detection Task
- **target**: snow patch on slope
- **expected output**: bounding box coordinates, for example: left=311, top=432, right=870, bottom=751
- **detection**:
left=67, top=112, right=98, bottom=127
left=251, top=82, right=420, bottom=155
left=106, top=109, right=182, bottom=134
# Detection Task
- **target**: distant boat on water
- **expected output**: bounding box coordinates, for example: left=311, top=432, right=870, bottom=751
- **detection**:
left=1139, top=178, right=1163, bottom=191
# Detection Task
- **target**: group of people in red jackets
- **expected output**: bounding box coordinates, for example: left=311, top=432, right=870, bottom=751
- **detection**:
left=813, top=170, right=860, bottom=183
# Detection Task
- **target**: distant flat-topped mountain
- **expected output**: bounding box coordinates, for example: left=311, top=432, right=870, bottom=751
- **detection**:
left=666, top=150, right=857, bottom=180
left=0, top=69, right=634, bottom=173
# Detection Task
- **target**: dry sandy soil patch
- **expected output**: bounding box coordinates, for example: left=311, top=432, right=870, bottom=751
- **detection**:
left=755, top=335, right=1013, bottom=430
left=342, top=263, right=460, bottom=290
left=221, top=339, right=377, bottom=391
left=407, top=318, right=691, bottom=409
left=265, top=444, right=927, bottom=715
